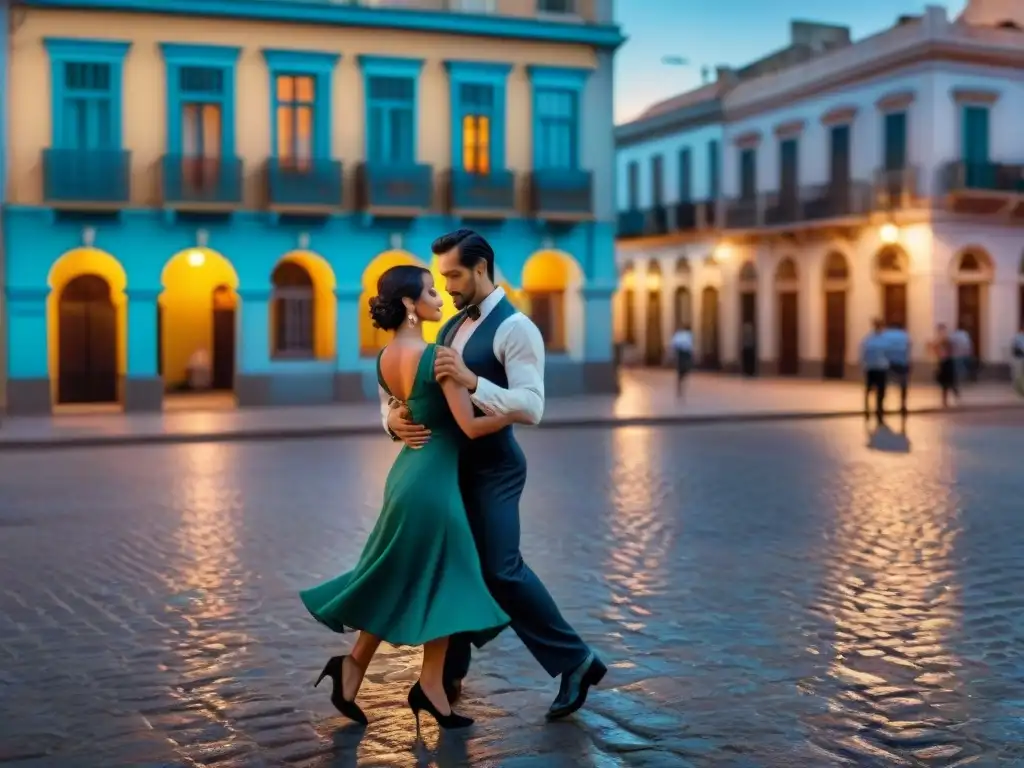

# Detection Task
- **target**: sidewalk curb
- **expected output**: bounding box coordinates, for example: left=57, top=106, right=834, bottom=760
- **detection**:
left=1, top=402, right=1020, bottom=451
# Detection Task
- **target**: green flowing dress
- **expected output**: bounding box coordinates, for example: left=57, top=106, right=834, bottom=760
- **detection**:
left=300, top=344, right=510, bottom=647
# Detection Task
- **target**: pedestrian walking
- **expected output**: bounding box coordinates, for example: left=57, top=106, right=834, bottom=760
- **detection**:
left=860, top=318, right=889, bottom=422
left=931, top=324, right=959, bottom=407
left=1011, top=327, right=1024, bottom=396
left=880, top=321, right=912, bottom=415
left=670, top=324, right=694, bottom=398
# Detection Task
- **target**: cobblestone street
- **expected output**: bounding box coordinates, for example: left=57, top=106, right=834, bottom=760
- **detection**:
left=2, top=414, right=1024, bottom=767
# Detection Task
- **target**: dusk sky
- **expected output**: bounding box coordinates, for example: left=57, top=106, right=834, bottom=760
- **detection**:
left=613, top=0, right=969, bottom=125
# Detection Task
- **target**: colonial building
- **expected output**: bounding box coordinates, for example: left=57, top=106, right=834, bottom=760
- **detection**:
left=1, top=0, right=622, bottom=415
left=615, top=2, right=1024, bottom=380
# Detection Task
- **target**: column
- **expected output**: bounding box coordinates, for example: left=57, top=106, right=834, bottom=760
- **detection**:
left=5, top=287, right=51, bottom=415
left=581, top=283, right=618, bottom=394
left=124, top=289, right=162, bottom=412
left=333, top=285, right=364, bottom=402
left=236, top=288, right=271, bottom=406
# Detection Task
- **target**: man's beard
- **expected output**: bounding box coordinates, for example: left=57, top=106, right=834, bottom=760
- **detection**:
left=451, top=279, right=477, bottom=309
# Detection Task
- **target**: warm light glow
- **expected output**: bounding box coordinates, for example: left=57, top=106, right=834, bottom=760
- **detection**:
left=645, top=271, right=662, bottom=291
left=187, top=250, right=206, bottom=268
left=712, top=244, right=730, bottom=263
left=880, top=223, right=899, bottom=245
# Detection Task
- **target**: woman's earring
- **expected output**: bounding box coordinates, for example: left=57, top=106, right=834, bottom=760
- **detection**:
left=407, top=312, right=418, bottom=327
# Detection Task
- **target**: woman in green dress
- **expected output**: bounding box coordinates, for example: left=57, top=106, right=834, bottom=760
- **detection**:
left=300, top=265, right=512, bottom=730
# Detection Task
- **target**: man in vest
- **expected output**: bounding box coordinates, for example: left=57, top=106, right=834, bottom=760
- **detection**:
left=382, top=229, right=605, bottom=720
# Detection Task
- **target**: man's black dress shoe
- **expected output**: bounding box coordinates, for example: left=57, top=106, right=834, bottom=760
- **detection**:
left=547, top=651, right=607, bottom=720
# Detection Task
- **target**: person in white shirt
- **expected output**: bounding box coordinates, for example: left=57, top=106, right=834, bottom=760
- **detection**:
left=669, top=324, right=694, bottom=398
left=384, top=229, right=605, bottom=720
left=950, top=327, right=974, bottom=384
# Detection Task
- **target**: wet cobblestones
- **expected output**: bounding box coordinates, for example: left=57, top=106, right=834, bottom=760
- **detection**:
left=2, top=414, right=1024, bottom=766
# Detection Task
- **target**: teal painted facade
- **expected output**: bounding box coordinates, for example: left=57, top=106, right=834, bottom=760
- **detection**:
left=2, top=1, right=622, bottom=414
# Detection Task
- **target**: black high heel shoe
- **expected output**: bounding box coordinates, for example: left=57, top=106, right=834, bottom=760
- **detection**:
left=407, top=681, right=473, bottom=731
left=314, top=655, right=368, bottom=725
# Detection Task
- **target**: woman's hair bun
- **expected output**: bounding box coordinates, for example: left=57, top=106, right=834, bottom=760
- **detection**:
left=368, top=294, right=406, bottom=331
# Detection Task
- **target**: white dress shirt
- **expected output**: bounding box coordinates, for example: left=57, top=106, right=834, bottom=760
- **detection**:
left=379, top=286, right=546, bottom=434
left=670, top=330, right=693, bottom=352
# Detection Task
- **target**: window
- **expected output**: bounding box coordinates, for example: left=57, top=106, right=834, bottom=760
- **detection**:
left=627, top=160, right=639, bottom=209
left=883, top=111, right=907, bottom=171
left=160, top=43, right=240, bottom=194
left=962, top=105, right=990, bottom=183
left=779, top=138, right=798, bottom=201
left=829, top=124, right=850, bottom=186
left=538, top=0, right=575, bottom=12
left=460, top=83, right=493, bottom=174
left=650, top=154, right=663, bottom=206
left=263, top=49, right=339, bottom=171
left=368, top=75, right=415, bottom=164
left=276, top=75, right=315, bottom=168
left=45, top=39, right=130, bottom=150
left=678, top=148, right=692, bottom=202
left=739, top=148, right=757, bottom=199
left=535, top=88, right=577, bottom=169
left=708, top=139, right=720, bottom=199
left=446, top=60, right=511, bottom=178
left=272, top=261, right=315, bottom=357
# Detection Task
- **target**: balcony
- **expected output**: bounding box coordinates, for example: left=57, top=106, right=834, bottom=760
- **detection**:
left=874, top=167, right=919, bottom=211
left=617, top=209, right=644, bottom=238
left=355, top=162, right=433, bottom=216
left=348, top=0, right=602, bottom=23
left=724, top=182, right=873, bottom=230
left=528, top=168, right=593, bottom=221
left=942, top=161, right=1024, bottom=216
left=266, top=158, right=343, bottom=213
left=445, top=169, right=516, bottom=219
left=42, top=149, right=130, bottom=210
left=161, top=155, right=243, bottom=210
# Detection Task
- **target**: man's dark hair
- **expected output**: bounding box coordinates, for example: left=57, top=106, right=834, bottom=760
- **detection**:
left=431, top=229, right=494, bottom=281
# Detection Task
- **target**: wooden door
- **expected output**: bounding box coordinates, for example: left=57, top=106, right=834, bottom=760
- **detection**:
left=778, top=291, right=799, bottom=375
left=823, top=290, right=847, bottom=379
left=58, top=274, right=118, bottom=404
left=211, top=286, right=236, bottom=391
left=740, top=290, right=757, bottom=375
left=882, top=283, right=907, bottom=329
left=956, top=283, right=982, bottom=362
left=700, top=286, right=720, bottom=368
left=645, top=289, right=663, bottom=366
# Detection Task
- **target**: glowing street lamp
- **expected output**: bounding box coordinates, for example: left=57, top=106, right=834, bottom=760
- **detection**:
left=880, top=223, right=899, bottom=245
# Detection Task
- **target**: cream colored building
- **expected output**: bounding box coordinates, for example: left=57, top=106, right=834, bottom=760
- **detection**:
left=615, top=2, right=1024, bottom=379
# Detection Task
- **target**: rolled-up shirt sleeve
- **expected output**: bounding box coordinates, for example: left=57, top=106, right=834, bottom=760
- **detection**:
left=470, top=316, right=545, bottom=425
left=379, top=385, right=399, bottom=440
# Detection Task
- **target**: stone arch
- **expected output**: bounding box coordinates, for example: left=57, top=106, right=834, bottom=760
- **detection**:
left=738, top=260, right=758, bottom=287
left=737, top=260, right=758, bottom=375
left=521, top=249, right=584, bottom=358
left=159, top=248, right=240, bottom=391
left=360, top=250, right=427, bottom=354
left=949, top=246, right=994, bottom=284
left=775, top=256, right=799, bottom=285
left=675, top=256, right=690, bottom=277
left=823, top=250, right=850, bottom=287
left=822, top=251, right=850, bottom=379
left=642, top=260, right=664, bottom=365
left=271, top=250, right=337, bottom=360
left=46, top=248, right=129, bottom=406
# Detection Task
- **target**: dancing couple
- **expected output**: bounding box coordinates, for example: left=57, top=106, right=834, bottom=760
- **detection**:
left=299, top=229, right=605, bottom=730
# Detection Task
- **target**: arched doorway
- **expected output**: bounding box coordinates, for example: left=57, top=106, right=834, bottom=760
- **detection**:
left=160, top=248, right=240, bottom=395
left=1019, top=252, right=1024, bottom=330
left=738, top=260, right=758, bottom=376
left=700, top=285, right=720, bottom=368
left=47, top=247, right=128, bottom=408
left=775, top=257, right=800, bottom=376
left=822, top=251, right=850, bottom=379
left=57, top=274, right=118, bottom=404
left=211, top=285, right=237, bottom=390
left=272, top=250, right=337, bottom=360
left=875, top=246, right=908, bottom=328
left=521, top=250, right=583, bottom=355
left=361, top=250, right=428, bottom=354
left=271, top=261, right=314, bottom=357
left=674, top=257, right=692, bottom=330
left=951, top=248, right=993, bottom=373
left=644, top=260, right=664, bottom=365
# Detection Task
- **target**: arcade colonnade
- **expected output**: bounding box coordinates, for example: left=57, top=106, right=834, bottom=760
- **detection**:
left=614, top=231, right=1024, bottom=378
left=4, top=241, right=615, bottom=415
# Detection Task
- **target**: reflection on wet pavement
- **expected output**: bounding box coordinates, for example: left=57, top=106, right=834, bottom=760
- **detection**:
left=1, top=413, right=1024, bottom=766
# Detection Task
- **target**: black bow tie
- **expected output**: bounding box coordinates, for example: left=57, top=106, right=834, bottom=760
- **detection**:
left=466, top=305, right=481, bottom=321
